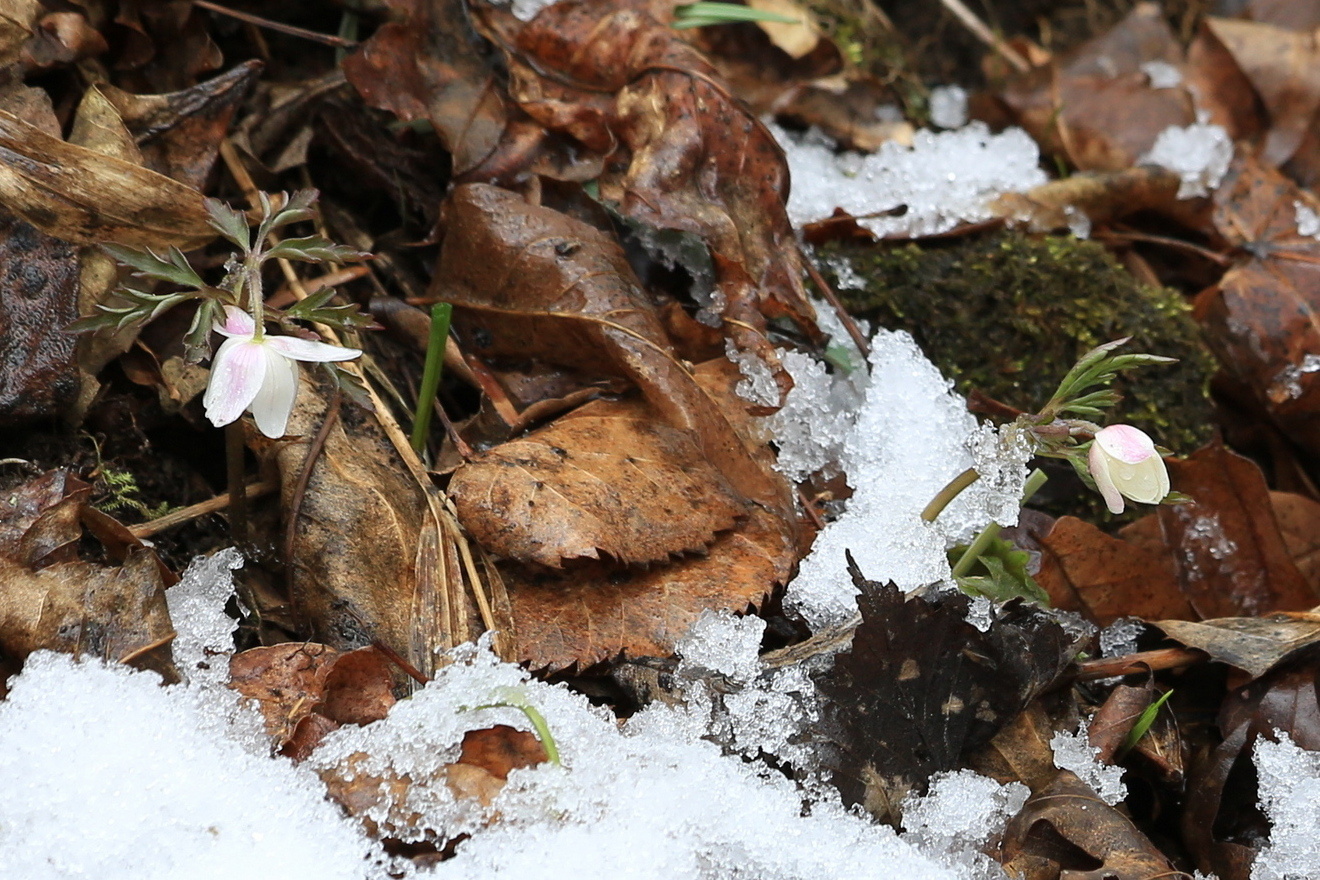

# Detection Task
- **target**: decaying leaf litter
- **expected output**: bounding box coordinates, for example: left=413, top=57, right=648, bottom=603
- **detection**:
left=8, top=0, right=1320, bottom=877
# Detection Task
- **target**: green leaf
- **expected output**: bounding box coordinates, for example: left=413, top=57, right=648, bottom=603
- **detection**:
left=949, top=535, right=1050, bottom=605
left=204, top=198, right=251, bottom=251
left=1118, top=688, right=1174, bottom=759
left=184, top=298, right=220, bottom=364
left=264, top=235, right=371, bottom=264
left=672, top=2, right=800, bottom=28
left=103, top=243, right=205, bottom=289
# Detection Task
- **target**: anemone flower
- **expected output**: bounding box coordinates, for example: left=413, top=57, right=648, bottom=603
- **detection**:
left=1087, top=424, right=1170, bottom=515
left=203, top=305, right=359, bottom=438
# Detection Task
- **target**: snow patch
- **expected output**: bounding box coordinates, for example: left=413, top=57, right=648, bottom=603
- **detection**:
left=1139, top=123, right=1232, bottom=198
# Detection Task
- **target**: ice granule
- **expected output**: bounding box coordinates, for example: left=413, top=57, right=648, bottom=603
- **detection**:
left=1099, top=616, right=1145, bottom=657
left=1139, top=123, right=1232, bottom=198
left=677, top=610, right=765, bottom=683
left=775, top=121, right=1046, bottom=238
left=0, top=651, right=384, bottom=880
left=508, top=0, right=556, bottom=21
left=1296, top=201, right=1320, bottom=238
left=1271, top=353, right=1320, bottom=402
left=784, top=330, right=1028, bottom=629
left=1140, top=61, right=1182, bottom=89
left=728, top=339, right=783, bottom=408
left=1050, top=719, right=1127, bottom=805
left=902, top=769, right=1029, bottom=880
left=1253, top=732, right=1320, bottom=880
left=766, top=347, right=869, bottom=481
left=928, top=86, right=969, bottom=129
left=313, top=639, right=956, bottom=880
left=824, top=253, right=867, bottom=290
left=166, top=546, right=244, bottom=685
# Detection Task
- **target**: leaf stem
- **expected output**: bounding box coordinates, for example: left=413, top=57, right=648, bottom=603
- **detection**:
left=410, top=302, right=453, bottom=455
left=950, top=468, right=1048, bottom=579
left=224, top=421, right=249, bottom=548
left=921, top=467, right=980, bottom=522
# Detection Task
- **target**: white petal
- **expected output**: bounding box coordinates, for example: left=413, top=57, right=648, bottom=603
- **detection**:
left=265, top=334, right=360, bottom=363
left=203, top=337, right=266, bottom=428
left=249, top=348, right=301, bottom=438
left=1111, top=457, right=1170, bottom=504
left=215, top=305, right=256, bottom=338
left=1095, top=424, right=1156, bottom=464
left=1088, top=440, right=1125, bottom=514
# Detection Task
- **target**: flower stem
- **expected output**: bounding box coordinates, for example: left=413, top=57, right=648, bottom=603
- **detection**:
left=410, top=302, right=453, bottom=456
left=224, top=421, right=249, bottom=548
left=921, top=467, right=980, bottom=523
left=950, top=468, right=1048, bottom=579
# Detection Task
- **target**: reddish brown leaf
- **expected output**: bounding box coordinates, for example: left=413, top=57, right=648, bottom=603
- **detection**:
left=341, top=0, right=515, bottom=176
left=320, top=646, right=397, bottom=728
left=1035, top=515, right=1190, bottom=625
left=478, top=0, right=819, bottom=392
left=1205, top=17, right=1320, bottom=168
left=1000, top=3, right=1196, bottom=172
left=1002, top=770, right=1181, bottom=880
left=437, top=183, right=788, bottom=512
left=1272, top=490, right=1320, bottom=590
left=1157, top=443, right=1315, bottom=618
left=229, top=643, right=341, bottom=746
left=459, top=724, right=548, bottom=780
left=504, top=502, right=794, bottom=671
left=0, top=469, right=89, bottom=567
left=1088, top=680, right=1154, bottom=764
left=1195, top=153, right=1320, bottom=453
left=450, top=394, right=745, bottom=567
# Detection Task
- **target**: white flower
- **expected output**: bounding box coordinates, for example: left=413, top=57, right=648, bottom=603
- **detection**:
left=202, top=305, right=360, bottom=438
left=1087, top=424, right=1170, bottom=514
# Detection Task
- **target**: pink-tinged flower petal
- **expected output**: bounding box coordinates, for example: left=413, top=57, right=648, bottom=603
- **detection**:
left=203, top=337, right=266, bottom=428
left=1089, top=440, right=1126, bottom=514
left=1094, top=424, right=1156, bottom=464
left=214, top=305, right=256, bottom=338
left=249, top=346, right=301, bottom=438
left=265, top=335, right=361, bottom=363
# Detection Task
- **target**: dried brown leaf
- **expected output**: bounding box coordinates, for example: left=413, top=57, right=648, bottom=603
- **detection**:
left=503, top=502, right=794, bottom=671
left=1195, top=153, right=1320, bottom=453
left=1000, top=3, right=1195, bottom=171
left=1001, top=770, right=1180, bottom=880
left=459, top=724, right=548, bottom=780
left=0, top=469, right=88, bottom=567
left=438, top=183, right=787, bottom=511
left=1035, top=515, right=1190, bottom=625
left=1272, top=489, right=1320, bottom=589
left=1155, top=613, right=1320, bottom=679
left=451, top=395, right=745, bottom=567
left=1157, top=443, right=1316, bottom=618
left=229, top=642, right=341, bottom=746
left=0, top=106, right=213, bottom=248
left=1088, top=680, right=1154, bottom=763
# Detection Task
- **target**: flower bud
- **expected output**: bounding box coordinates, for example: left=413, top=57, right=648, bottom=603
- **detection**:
left=1087, top=425, right=1170, bottom=514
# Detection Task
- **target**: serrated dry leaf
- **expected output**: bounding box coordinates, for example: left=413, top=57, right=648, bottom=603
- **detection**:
left=451, top=394, right=745, bottom=567
left=0, top=105, right=212, bottom=248
left=503, top=501, right=793, bottom=671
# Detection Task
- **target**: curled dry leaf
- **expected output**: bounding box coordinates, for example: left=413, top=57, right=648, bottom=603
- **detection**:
left=1001, top=770, right=1181, bottom=880
left=451, top=394, right=745, bottom=567
left=255, top=375, right=449, bottom=673
left=1087, top=679, right=1155, bottom=763
left=477, top=0, right=819, bottom=395
left=438, top=183, right=785, bottom=511
left=1195, top=153, right=1320, bottom=454
left=229, top=643, right=397, bottom=758
left=341, top=0, right=514, bottom=176
left=0, top=469, right=176, bottom=679
left=0, top=106, right=213, bottom=248
left=1155, top=613, right=1320, bottom=680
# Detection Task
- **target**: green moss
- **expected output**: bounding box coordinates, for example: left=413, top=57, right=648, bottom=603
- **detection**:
left=820, top=230, right=1215, bottom=481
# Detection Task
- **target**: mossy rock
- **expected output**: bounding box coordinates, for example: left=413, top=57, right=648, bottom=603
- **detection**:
left=817, top=231, right=1216, bottom=515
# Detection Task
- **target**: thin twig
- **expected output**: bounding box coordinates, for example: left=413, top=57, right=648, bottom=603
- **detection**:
left=938, top=0, right=1031, bottom=73
left=129, top=480, right=277, bottom=539
left=1073, top=646, right=1207, bottom=681
left=193, top=0, right=358, bottom=48
left=805, top=257, right=870, bottom=358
